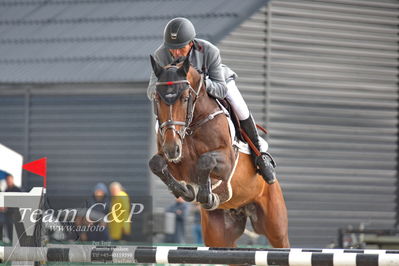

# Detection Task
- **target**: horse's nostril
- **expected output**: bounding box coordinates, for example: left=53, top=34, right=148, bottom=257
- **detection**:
left=175, top=145, right=180, bottom=155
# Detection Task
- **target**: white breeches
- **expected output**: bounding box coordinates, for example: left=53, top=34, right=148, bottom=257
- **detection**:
left=225, top=80, right=250, bottom=121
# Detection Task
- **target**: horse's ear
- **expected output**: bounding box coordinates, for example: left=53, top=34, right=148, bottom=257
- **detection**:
left=178, top=56, right=190, bottom=76
left=150, top=55, right=163, bottom=78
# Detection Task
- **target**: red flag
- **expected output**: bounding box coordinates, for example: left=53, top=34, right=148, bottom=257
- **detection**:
left=23, top=157, right=47, bottom=187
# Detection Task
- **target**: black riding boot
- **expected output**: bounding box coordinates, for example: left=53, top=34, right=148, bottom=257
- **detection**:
left=240, top=115, right=277, bottom=184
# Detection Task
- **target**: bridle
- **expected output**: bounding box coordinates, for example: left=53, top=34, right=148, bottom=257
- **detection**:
left=154, top=74, right=203, bottom=140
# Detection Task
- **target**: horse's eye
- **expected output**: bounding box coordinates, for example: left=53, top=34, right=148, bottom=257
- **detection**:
left=183, top=96, right=189, bottom=103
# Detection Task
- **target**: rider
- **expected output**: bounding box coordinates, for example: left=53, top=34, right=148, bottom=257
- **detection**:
left=147, top=17, right=277, bottom=184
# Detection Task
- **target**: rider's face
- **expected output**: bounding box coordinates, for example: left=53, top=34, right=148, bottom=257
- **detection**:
left=169, top=42, right=193, bottom=58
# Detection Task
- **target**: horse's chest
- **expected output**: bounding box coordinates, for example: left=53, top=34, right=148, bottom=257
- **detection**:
left=167, top=135, right=226, bottom=182
left=167, top=156, right=197, bottom=182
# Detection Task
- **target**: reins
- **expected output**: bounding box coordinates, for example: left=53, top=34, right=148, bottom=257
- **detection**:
left=154, top=72, right=225, bottom=140
left=154, top=74, right=204, bottom=140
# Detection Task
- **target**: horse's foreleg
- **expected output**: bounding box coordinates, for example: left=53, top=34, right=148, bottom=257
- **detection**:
left=196, top=151, right=230, bottom=210
left=149, top=154, right=196, bottom=201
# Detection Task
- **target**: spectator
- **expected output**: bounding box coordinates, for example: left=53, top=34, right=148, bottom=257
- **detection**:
left=85, top=183, right=110, bottom=242
left=4, top=175, right=22, bottom=243
left=108, top=182, right=131, bottom=241
left=164, top=197, right=187, bottom=244
left=5, top=174, right=21, bottom=192
left=0, top=212, right=4, bottom=243
left=192, top=203, right=202, bottom=244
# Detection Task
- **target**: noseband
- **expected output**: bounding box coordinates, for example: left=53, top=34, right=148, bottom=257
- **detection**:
left=154, top=74, right=203, bottom=140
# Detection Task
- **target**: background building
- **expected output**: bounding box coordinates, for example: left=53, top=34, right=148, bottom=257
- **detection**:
left=0, top=0, right=398, bottom=247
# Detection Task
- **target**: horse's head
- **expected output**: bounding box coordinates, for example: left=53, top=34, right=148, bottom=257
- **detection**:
left=150, top=55, right=203, bottom=163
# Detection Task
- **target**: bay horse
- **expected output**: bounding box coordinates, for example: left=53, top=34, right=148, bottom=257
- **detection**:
left=149, top=55, right=289, bottom=248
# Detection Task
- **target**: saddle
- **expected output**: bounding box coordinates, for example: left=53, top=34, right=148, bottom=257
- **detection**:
left=217, top=99, right=268, bottom=144
left=217, top=99, right=245, bottom=142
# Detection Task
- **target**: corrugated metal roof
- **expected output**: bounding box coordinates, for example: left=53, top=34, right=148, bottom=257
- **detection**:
left=0, top=0, right=268, bottom=83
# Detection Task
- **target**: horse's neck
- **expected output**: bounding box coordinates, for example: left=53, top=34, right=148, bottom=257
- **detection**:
left=192, top=89, right=219, bottom=121
left=188, top=69, right=219, bottom=121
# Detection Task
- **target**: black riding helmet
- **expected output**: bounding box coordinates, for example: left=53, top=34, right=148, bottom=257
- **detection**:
left=163, top=17, right=196, bottom=49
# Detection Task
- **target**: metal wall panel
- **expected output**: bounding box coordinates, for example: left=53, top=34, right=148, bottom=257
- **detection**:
left=219, top=9, right=268, bottom=124
left=0, top=93, right=26, bottom=159
left=0, top=87, right=151, bottom=198
left=0, top=0, right=267, bottom=83
left=219, top=0, right=398, bottom=247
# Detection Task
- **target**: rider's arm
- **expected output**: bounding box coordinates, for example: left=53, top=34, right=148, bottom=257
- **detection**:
left=204, top=45, right=228, bottom=99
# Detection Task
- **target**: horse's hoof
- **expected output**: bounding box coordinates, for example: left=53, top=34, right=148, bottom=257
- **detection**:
left=181, top=184, right=196, bottom=202
left=196, top=188, right=211, bottom=204
left=201, top=194, right=220, bottom=211
left=171, top=182, right=197, bottom=202
left=197, top=182, right=214, bottom=204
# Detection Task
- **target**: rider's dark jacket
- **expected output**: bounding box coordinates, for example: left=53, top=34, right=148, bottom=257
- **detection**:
left=147, top=38, right=237, bottom=100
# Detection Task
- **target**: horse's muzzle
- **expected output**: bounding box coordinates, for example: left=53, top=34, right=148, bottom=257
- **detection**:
left=163, top=140, right=182, bottom=162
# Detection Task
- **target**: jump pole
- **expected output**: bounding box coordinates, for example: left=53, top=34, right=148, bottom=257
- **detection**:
left=2, top=246, right=399, bottom=265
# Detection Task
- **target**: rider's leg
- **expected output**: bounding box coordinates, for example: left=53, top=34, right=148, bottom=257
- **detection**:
left=225, top=80, right=277, bottom=184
